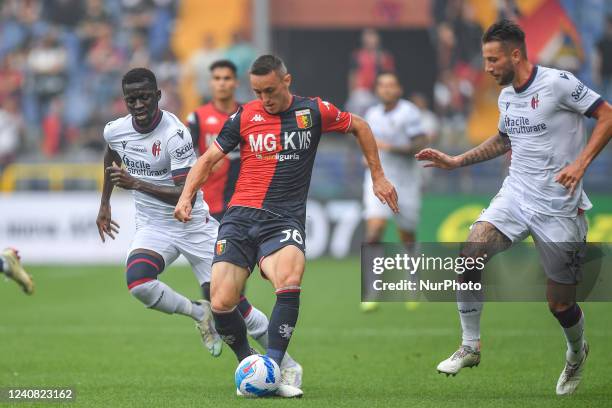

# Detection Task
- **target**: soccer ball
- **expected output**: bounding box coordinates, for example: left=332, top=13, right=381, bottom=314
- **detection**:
left=234, top=354, right=280, bottom=397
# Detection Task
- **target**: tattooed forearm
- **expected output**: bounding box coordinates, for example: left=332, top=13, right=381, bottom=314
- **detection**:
left=458, top=132, right=511, bottom=167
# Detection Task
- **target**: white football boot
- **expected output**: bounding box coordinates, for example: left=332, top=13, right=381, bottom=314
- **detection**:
left=194, top=299, right=222, bottom=357
left=556, top=341, right=589, bottom=395
left=280, top=359, right=303, bottom=388
left=436, top=345, right=480, bottom=376
left=2, top=248, right=34, bottom=295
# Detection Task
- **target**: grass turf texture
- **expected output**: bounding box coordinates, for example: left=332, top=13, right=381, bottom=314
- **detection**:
left=1, top=258, right=611, bottom=407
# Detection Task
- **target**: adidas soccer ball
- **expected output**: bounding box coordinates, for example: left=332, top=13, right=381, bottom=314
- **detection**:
left=234, top=354, right=280, bottom=397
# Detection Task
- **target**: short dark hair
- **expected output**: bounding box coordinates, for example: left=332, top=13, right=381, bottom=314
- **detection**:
left=250, top=55, right=287, bottom=76
left=209, top=59, right=237, bottom=75
left=482, top=19, right=527, bottom=57
left=376, top=71, right=401, bottom=85
left=122, top=67, right=157, bottom=90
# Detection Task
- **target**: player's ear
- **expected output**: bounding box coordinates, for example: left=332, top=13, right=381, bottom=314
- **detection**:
left=511, top=47, right=521, bottom=64
left=156, top=89, right=162, bottom=102
left=283, top=73, right=292, bottom=88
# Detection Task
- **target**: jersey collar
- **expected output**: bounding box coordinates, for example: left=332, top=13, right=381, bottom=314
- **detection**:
left=132, top=109, right=163, bottom=134
left=513, top=65, right=538, bottom=94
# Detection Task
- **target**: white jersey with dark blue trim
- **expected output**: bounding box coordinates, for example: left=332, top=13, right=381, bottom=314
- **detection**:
left=496, top=65, right=604, bottom=217
left=104, top=110, right=208, bottom=227
left=365, top=99, right=424, bottom=179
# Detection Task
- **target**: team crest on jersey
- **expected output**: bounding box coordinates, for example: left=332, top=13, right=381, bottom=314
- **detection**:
left=152, top=140, right=162, bottom=157
left=121, top=141, right=128, bottom=149
left=295, top=109, right=312, bottom=129
left=215, top=239, right=226, bottom=255
left=531, top=94, right=539, bottom=110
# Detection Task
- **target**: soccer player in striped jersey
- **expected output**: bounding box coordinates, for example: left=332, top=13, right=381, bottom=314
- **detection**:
left=416, top=19, right=612, bottom=395
left=175, top=55, right=398, bottom=397
left=186, top=59, right=303, bottom=384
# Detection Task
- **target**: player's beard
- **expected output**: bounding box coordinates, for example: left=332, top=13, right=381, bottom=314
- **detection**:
left=498, top=65, right=515, bottom=86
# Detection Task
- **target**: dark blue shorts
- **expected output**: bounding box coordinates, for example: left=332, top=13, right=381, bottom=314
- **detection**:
left=212, top=206, right=306, bottom=273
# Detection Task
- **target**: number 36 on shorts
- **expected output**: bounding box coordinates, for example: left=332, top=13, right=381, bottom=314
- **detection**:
left=279, top=229, right=304, bottom=245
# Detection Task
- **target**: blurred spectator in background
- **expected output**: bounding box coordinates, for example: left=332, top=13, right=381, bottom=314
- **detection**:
left=596, top=15, right=612, bottom=100
left=24, top=29, right=67, bottom=125
left=78, top=0, right=113, bottom=54
left=225, top=31, right=257, bottom=101
left=0, top=96, right=23, bottom=171
left=0, top=53, right=24, bottom=105
left=185, top=34, right=223, bottom=103
left=127, top=31, right=151, bottom=69
left=346, top=28, right=395, bottom=116
left=120, top=0, right=154, bottom=35
left=410, top=92, right=439, bottom=145
left=86, top=23, right=125, bottom=113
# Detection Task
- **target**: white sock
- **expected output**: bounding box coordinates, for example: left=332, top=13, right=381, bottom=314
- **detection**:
left=563, top=314, right=585, bottom=364
left=457, top=295, right=483, bottom=349
left=129, top=280, right=204, bottom=321
left=244, top=305, right=297, bottom=367
left=245, top=306, right=269, bottom=340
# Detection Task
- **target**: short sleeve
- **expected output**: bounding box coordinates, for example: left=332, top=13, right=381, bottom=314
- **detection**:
left=552, top=71, right=604, bottom=117
left=215, top=107, right=242, bottom=153
left=404, top=107, right=424, bottom=139
left=317, top=98, right=352, bottom=133
left=167, top=125, right=196, bottom=175
left=498, top=113, right=507, bottom=135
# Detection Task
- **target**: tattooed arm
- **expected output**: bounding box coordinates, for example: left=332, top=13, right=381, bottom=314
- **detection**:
left=414, top=132, right=511, bottom=170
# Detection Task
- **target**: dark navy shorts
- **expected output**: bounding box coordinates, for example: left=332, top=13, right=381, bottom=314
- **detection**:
left=212, top=206, right=306, bottom=273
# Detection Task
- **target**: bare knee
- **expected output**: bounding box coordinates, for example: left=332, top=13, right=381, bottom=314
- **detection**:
left=548, top=300, right=574, bottom=314
left=210, top=263, right=247, bottom=312
left=211, top=286, right=240, bottom=312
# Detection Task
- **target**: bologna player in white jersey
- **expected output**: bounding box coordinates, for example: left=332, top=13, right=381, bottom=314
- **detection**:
left=416, top=20, right=611, bottom=395
left=95, top=68, right=282, bottom=367
left=361, top=72, right=428, bottom=312
left=96, top=68, right=220, bottom=353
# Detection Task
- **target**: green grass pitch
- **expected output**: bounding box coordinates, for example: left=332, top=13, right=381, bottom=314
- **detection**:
left=1, top=258, right=611, bottom=407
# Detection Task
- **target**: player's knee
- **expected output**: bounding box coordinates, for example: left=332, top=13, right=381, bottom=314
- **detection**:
left=272, top=268, right=302, bottom=289
left=548, top=300, right=574, bottom=314
left=126, top=252, right=164, bottom=297
left=210, top=286, right=240, bottom=312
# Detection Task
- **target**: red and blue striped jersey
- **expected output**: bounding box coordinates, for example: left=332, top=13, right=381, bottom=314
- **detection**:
left=214, top=95, right=352, bottom=225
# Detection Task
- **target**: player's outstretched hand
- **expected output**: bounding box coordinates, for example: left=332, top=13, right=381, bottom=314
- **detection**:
left=174, top=196, right=193, bottom=223
left=96, top=204, right=120, bottom=243
left=415, top=148, right=460, bottom=170
left=373, top=176, right=399, bottom=213
left=555, top=161, right=585, bottom=195
left=107, top=162, right=139, bottom=190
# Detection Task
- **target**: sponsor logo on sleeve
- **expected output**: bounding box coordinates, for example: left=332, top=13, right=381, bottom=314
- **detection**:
left=571, top=82, right=588, bottom=102
left=121, top=140, right=128, bottom=149
left=170, top=141, right=194, bottom=160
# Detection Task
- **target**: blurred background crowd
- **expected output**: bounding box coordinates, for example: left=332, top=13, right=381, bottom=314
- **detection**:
left=0, top=0, right=610, bottom=197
